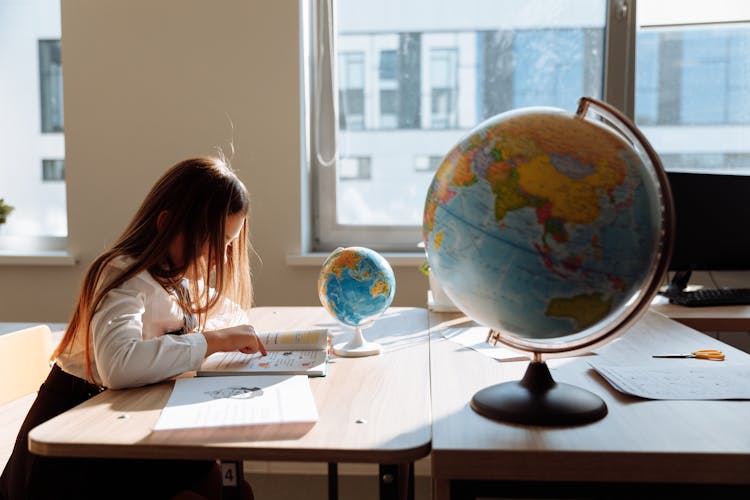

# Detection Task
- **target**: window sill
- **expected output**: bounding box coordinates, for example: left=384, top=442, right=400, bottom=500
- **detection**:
left=286, top=252, right=424, bottom=267
left=0, top=251, right=77, bottom=266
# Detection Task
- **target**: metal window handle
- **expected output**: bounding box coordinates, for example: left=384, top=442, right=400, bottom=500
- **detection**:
left=615, top=0, right=629, bottom=21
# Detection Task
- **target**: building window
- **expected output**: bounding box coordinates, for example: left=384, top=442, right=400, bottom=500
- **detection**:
left=430, top=48, right=458, bottom=129
left=339, top=157, right=371, bottom=180
left=42, top=159, right=65, bottom=181
left=414, top=155, right=444, bottom=173
left=379, top=50, right=398, bottom=129
left=39, top=39, right=64, bottom=133
left=338, top=51, right=365, bottom=130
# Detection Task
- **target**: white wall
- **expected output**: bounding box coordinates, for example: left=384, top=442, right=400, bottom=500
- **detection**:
left=0, top=0, right=427, bottom=323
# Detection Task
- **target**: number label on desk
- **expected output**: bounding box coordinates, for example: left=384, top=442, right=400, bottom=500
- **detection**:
left=221, top=462, right=238, bottom=486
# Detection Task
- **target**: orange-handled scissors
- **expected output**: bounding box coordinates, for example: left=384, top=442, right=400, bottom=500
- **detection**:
left=652, top=349, right=725, bottom=361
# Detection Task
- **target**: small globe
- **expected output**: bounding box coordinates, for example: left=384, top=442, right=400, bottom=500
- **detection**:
left=318, top=246, right=396, bottom=328
left=423, top=98, right=671, bottom=358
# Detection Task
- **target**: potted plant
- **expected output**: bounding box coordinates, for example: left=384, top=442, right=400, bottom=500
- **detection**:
left=0, top=198, right=14, bottom=224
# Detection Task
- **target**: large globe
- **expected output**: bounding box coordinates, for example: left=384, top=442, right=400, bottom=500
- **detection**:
left=318, top=246, right=396, bottom=328
left=423, top=98, right=672, bottom=358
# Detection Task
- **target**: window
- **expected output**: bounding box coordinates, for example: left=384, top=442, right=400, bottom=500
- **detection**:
left=429, top=48, right=458, bottom=129
left=379, top=50, right=398, bottom=128
left=307, top=0, right=750, bottom=252
left=39, top=39, right=64, bottom=133
left=339, top=157, right=371, bottom=180
left=635, top=1, right=750, bottom=172
left=338, top=52, right=365, bottom=130
left=414, top=155, right=444, bottom=173
left=42, top=159, right=65, bottom=182
left=0, top=0, right=67, bottom=248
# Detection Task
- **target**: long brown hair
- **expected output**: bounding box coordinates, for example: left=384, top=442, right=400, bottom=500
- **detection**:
left=53, top=156, right=253, bottom=382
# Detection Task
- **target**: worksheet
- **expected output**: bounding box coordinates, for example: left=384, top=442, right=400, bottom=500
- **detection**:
left=589, top=361, right=750, bottom=400
left=153, top=375, right=319, bottom=432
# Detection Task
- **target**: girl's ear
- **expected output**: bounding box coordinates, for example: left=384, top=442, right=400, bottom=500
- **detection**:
left=156, top=210, right=170, bottom=232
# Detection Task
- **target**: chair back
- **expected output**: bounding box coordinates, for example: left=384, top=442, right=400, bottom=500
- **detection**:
left=0, top=325, right=53, bottom=405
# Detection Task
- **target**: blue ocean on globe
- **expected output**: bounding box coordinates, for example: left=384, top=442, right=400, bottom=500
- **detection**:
left=423, top=106, right=663, bottom=340
left=318, top=246, right=396, bottom=327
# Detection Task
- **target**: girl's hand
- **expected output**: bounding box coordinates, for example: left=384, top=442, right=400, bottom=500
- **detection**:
left=201, top=325, right=267, bottom=357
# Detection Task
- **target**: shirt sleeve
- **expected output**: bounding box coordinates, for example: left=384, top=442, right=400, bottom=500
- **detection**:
left=90, top=283, right=208, bottom=389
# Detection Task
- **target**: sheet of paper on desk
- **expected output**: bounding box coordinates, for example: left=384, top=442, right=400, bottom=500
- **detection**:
left=440, top=325, right=529, bottom=362
left=589, top=362, right=750, bottom=400
left=153, top=375, right=319, bottom=432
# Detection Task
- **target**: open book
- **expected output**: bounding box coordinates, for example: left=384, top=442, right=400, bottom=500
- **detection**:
left=198, top=328, right=331, bottom=377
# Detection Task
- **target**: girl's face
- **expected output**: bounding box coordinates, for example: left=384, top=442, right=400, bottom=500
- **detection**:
left=210, top=211, right=246, bottom=265
left=168, top=212, right=246, bottom=270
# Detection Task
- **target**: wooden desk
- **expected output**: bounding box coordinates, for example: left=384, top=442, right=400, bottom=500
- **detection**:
left=29, top=307, right=431, bottom=500
left=651, top=295, right=750, bottom=332
left=429, top=310, right=750, bottom=500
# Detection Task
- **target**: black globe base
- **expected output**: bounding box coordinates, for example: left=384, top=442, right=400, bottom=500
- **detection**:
left=470, top=361, right=607, bottom=426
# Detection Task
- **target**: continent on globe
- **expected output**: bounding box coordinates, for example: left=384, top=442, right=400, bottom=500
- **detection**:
left=545, top=292, right=613, bottom=330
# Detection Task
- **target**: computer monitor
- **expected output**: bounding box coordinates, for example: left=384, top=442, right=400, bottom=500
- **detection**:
left=664, top=170, right=750, bottom=294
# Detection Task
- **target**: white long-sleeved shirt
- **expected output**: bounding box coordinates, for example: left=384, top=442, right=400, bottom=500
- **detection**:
left=56, top=256, right=207, bottom=389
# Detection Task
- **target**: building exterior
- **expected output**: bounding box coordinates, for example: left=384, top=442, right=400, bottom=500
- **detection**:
left=333, top=0, right=750, bottom=227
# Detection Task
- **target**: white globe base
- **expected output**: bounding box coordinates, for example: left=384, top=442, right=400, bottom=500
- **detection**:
left=333, top=340, right=382, bottom=357
left=333, top=325, right=382, bottom=357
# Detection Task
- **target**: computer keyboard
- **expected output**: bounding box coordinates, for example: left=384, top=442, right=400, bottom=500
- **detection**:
left=668, top=288, right=750, bottom=307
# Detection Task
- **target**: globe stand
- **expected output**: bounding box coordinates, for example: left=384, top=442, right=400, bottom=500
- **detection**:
left=333, top=325, right=382, bottom=357
left=470, top=360, right=607, bottom=426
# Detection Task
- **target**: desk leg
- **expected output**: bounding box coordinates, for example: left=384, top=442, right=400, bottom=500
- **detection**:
left=328, top=462, right=339, bottom=500
left=220, top=460, right=244, bottom=500
left=432, top=478, right=450, bottom=500
left=379, top=463, right=414, bottom=500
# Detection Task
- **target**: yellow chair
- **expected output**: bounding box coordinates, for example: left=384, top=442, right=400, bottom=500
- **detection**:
left=0, top=325, right=54, bottom=405
left=0, top=325, right=55, bottom=469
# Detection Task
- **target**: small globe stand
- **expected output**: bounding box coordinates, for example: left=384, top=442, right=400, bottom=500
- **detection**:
left=333, top=323, right=382, bottom=357
left=318, top=247, right=395, bottom=359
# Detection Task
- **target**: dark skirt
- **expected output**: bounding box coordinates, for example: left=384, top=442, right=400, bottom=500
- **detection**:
left=0, top=364, right=217, bottom=500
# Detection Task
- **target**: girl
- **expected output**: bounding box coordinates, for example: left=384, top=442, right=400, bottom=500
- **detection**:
left=1, top=156, right=265, bottom=499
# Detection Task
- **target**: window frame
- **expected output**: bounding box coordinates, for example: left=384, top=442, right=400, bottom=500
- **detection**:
left=306, top=0, right=635, bottom=253
left=1, top=1, right=69, bottom=257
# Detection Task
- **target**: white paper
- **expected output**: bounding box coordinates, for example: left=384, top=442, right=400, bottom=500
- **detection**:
left=589, top=362, right=750, bottom=400
left=440, top=325, right=529, bottom=362
left=153, top=375, right=319, bottom=431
